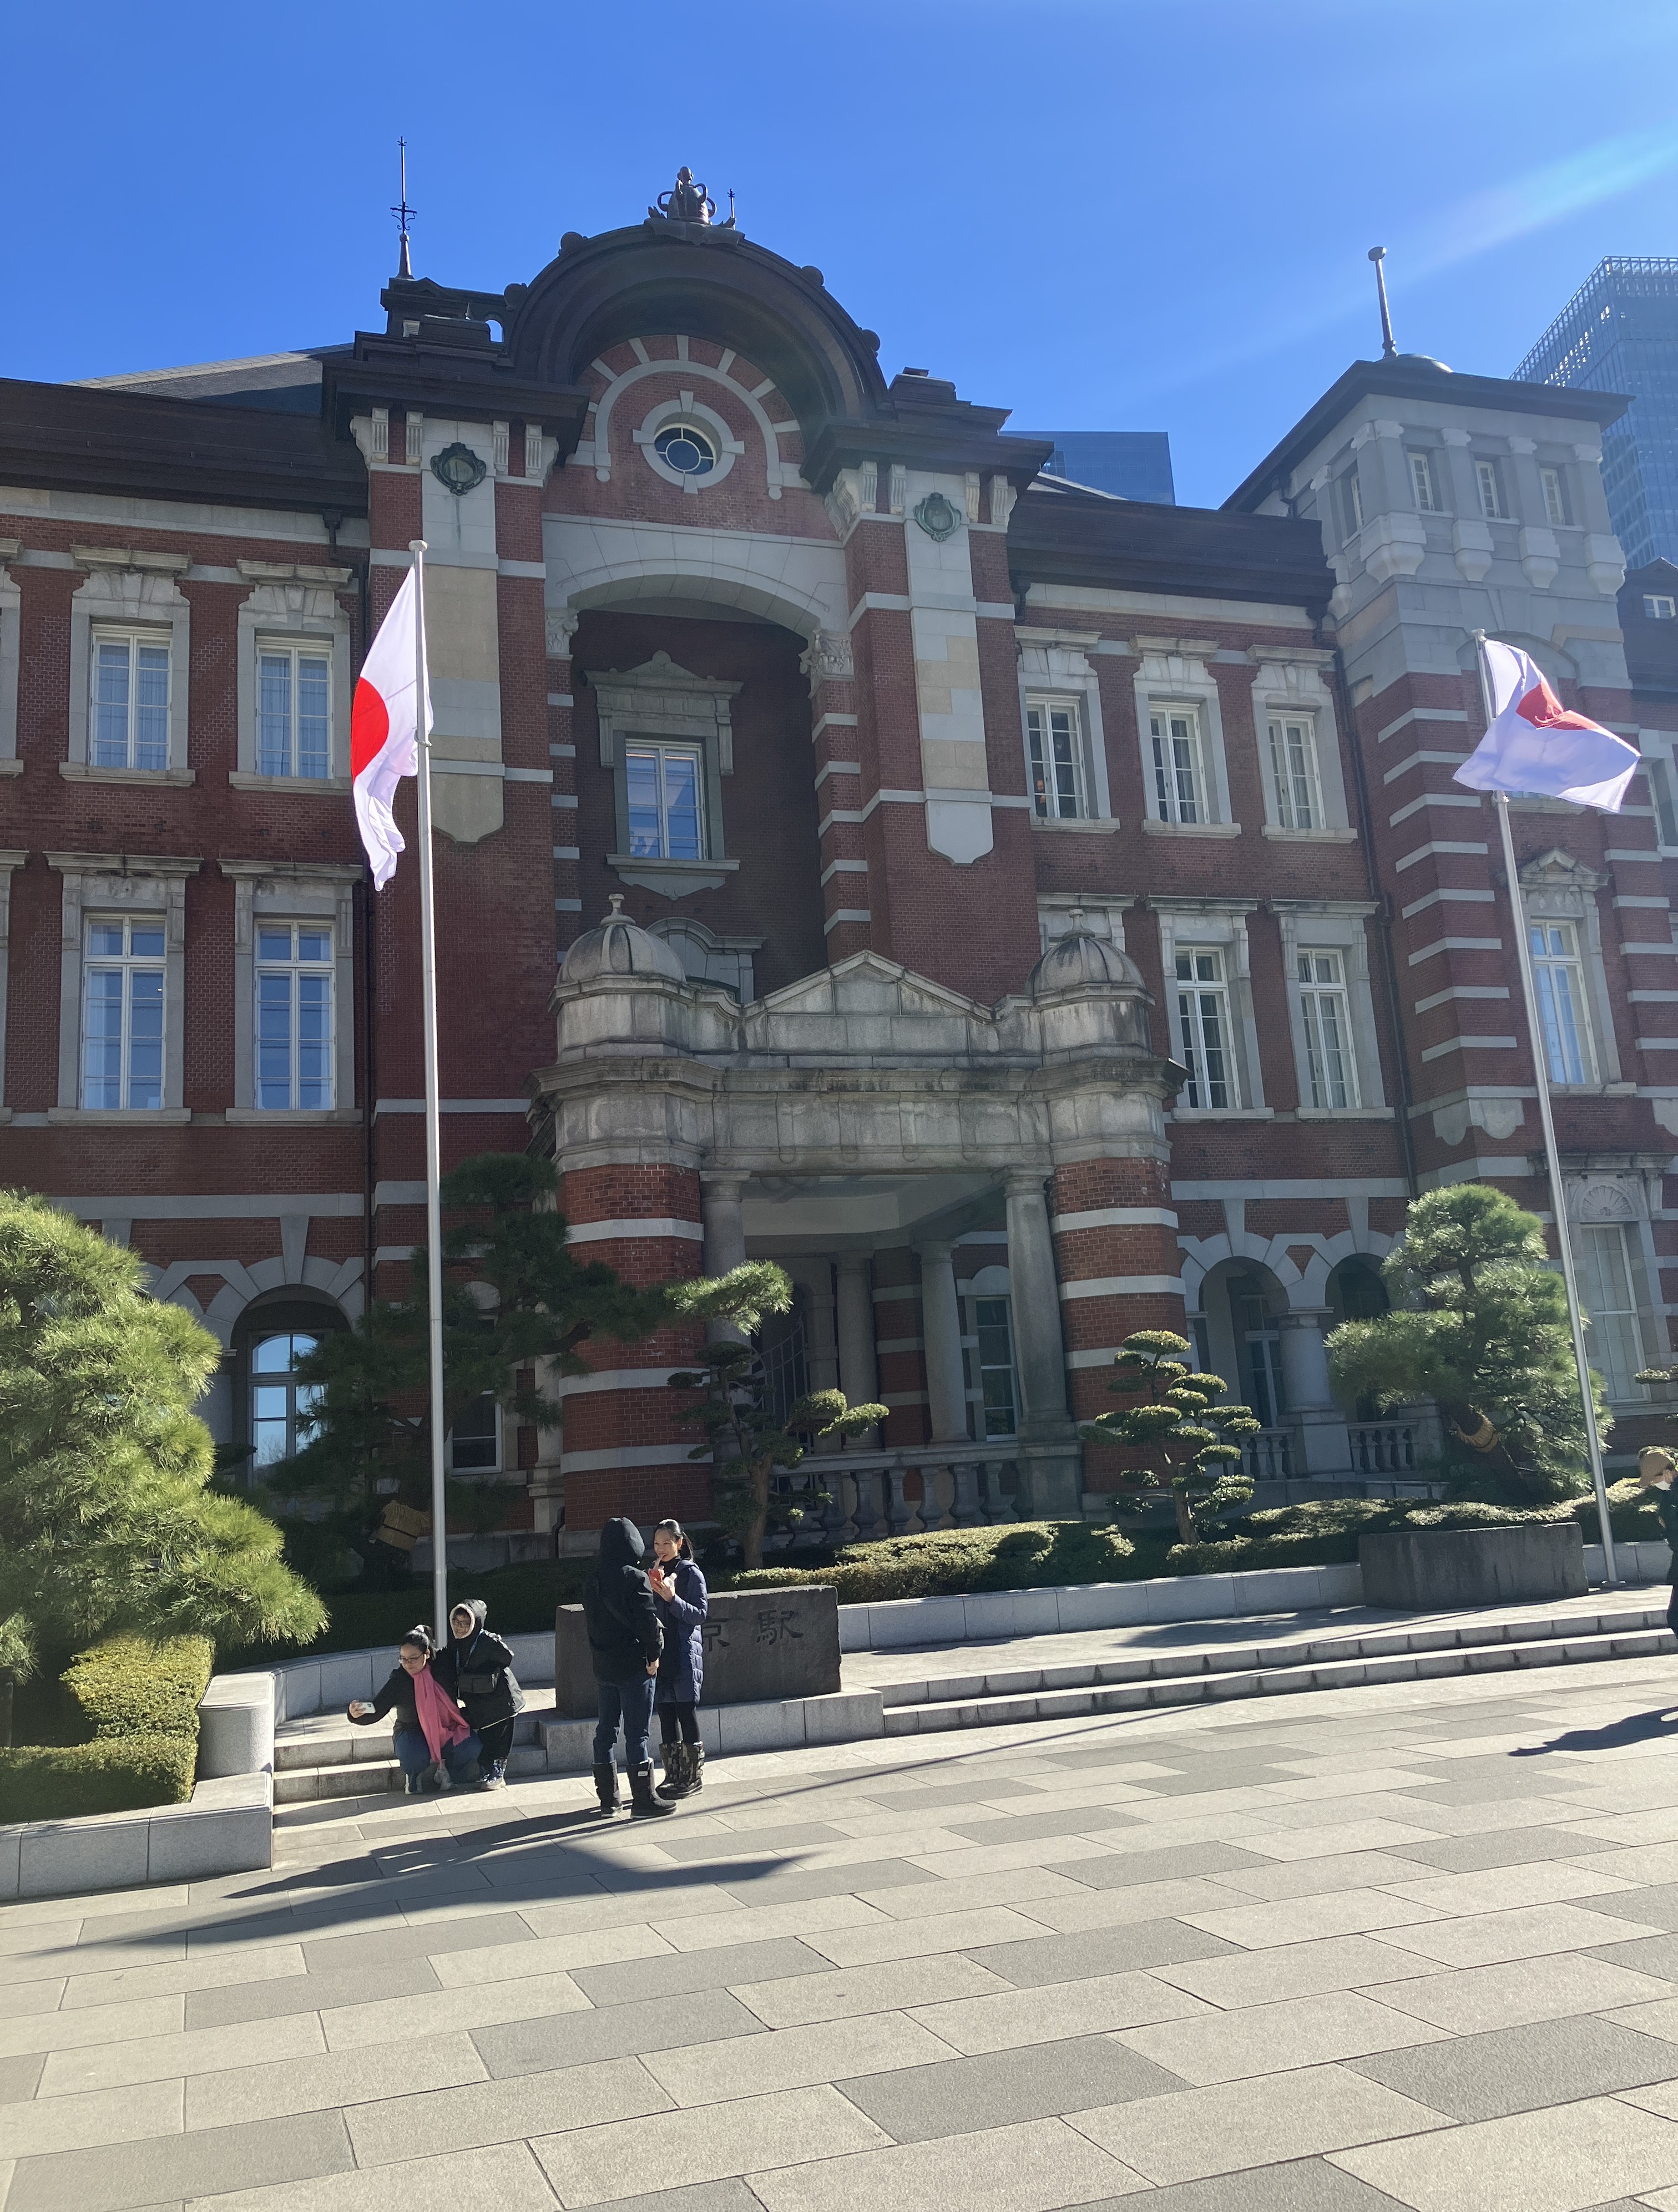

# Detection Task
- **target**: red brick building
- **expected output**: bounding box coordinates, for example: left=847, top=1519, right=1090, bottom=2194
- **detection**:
left=1, top=180, right=1671, bottom=1553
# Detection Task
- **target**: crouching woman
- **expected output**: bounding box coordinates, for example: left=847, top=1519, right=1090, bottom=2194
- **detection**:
left=348, top=1627, right=482, bottom=1794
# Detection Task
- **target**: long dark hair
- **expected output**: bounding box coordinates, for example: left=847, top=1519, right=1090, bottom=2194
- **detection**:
left=654, top=1518, right=693, bottom=1561
left=400, top=1625, right=435, bottom=1658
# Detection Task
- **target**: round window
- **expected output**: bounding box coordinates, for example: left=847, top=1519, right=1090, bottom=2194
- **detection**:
left=654, top=422, right=717, bottom=478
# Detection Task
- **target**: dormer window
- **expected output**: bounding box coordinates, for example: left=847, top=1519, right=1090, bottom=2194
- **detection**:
left=1408, top=452, right=1438, bottom=512
left=1476, top=458, right=1506, bottom=520
left=1646, top=594, right=1677, bottom=620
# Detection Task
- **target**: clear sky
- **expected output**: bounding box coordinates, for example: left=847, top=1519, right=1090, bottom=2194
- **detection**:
left=6, top=0, right=1675, bottom=509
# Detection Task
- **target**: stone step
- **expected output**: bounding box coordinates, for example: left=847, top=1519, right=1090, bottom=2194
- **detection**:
left=272, top=1743, right=547, bottom=1804
left=274, top=1710, right=545, bottom=1773
left=882, top=1623, right=1678, bottom=1737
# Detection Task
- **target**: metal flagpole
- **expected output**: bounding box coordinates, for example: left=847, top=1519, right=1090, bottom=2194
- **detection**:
left=1472, top=631, right=1618, bottom=1584
left=410, top=538, right=450, bottom=1641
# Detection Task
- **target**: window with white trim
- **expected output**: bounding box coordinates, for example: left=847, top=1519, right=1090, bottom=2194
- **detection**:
left=1175, top=948, right=1237, bottom=1109
left=251, top=1330, right=322, bottom=1469
left=80, top=918, right=165, bottom=1110
left=1646, top=594, right=1677, bottom=620
left=1540, top=466, right=1569, bottom=527
left=1476, top=458, right=1505, bottom=520
left=257, top=641, right=332, bottom=779
left=1297, top=950, right=1358, bottom=1109
left=625, top=742, right=705, bottom=859
left=256, top=924, right=335, bottom=1110
left=1529, top=920, right=1596, bottom=1085
left=1150, top=706, right=1209, bottom=824
left=1647, top=755, right=1678, bottom=848
left=448, top=1393, right=501, bottom=1473
left=91, top=630, right=170, bottom=771
left=1025, top=697, right=1086, bottom=820
left=1408, top=452, right=1438, bottom=512
left=966, top=1295, right=1019, bottom=1439
left=1576, top=1223, right=1645, bottom=1399
left=1267, top=716, right=1323, bottom=831
left=1337, top=469, right=1363, bottom=542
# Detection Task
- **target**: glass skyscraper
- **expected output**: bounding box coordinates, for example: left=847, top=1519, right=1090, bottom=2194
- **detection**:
left=1514, top=258, right=1678, bottom=568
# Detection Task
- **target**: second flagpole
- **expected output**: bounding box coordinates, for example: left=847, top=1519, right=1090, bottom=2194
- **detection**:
left=410, top=538, right=450, bottom=1644
left=1472, top=631, right=1618, bottom=1583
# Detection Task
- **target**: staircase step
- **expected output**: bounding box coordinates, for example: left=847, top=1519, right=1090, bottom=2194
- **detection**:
left=272, top=1743, right=547, bottom=1804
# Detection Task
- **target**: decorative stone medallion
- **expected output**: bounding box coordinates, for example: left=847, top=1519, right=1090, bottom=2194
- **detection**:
left=431, top=442, right=488, bottom=495
left=912, top=490, right=962, bottom=542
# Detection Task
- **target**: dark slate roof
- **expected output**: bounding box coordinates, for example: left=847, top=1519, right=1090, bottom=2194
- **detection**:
left=1009, top=478, right=1332, bottom=615
left=1623, top=560, right=1678, bottom=697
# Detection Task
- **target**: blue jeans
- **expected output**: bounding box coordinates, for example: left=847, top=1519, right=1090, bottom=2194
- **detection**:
left=392, top=1725, right=482, bottom=1782
left=593, top=1675, right=656, bottom=1769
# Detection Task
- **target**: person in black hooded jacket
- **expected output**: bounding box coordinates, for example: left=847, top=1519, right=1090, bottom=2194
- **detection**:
left=437, top=1598, right=524, bottom=1790
left=581, top=1516, right=672, bottom=1820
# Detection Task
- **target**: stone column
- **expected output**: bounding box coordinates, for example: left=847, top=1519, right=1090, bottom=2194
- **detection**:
left=917, top=1241, right=969, bottom=1444
left=835, top=1256, right=880, bottom=1408
left=1277, top=1309, right=1352, bottom=1479
left=1005, top=1170, right=1082, bottom=1517
left=701, top=1172, right=747, bottom=1344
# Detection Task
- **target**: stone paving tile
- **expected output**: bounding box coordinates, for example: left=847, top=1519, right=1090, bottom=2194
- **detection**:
left=837, top=2033, right=1186, bottom=2142
left=1350, top=2013, right=1678, bottom=2121
left=0, top=2079, right=183, bottom=2159
left=715, top=1856, right=944, bottom=1906
left=965, top=1918, right=1241, bottom=1987
left=1051, top=1840, right=1275, bottom=1887
left=0, top=2056, right=46, bottom=2106
left=559, top=2185, right=767, bottom=2212
left=1005, top=1878, right=1257, bottom=1934
left=1591, top=1931, right=1678, bottom=1981
left=181, top=2031, right=488, bottom=2129
left=1374, top=1901, right=1660, bottom=1969
left=1330, top=2092, right=1678, bottom=2212
left=733, top=1953, right=1011, bottom=2027
left=906, top=1967, right=1210, bottom=2054
left=805, top=1906, right=1055, bottom=1966
left=318, top=1967, right=589, bottom=2051
left=38, top=2011, right=325, bottom=2098
left=0, top=1993, right=183, bottom=2062
left=57, top=1945, right=307, bottom=2011
left=176, top=2137, right=561, bottom=2210
left=1393, top=1825, right=1620, bottom=1873
left=532, top=2082, right=890, bottom=2206
left=1068, top=2063, right=1451, bottom=2185
left=473, top=1986, right=766, bottom=2077
left=1195, top=1852, right=1441, bottom=1901
left=1374, top=1952, right=1678, bottom=2034
left=1077, top=2155, right=1413, bottom=2210
left=938, top=1805, right=1148, bottom=1847
left=744, top=2114, right=1149, bottom=2212
left=183, top=1953, right=440, bottom=2030
left=1152, top=1934, right=1442, bottom=2009
left=646, top=1823, right=855, bottom=1862
left=1177, top=1889, right=1444, bottom=1951
left=648, top=2011, right=954, bottom=2105
left=1233, top=1819, right=1442, bottom=1861
left=569, top=1933, right=832, bottom=2004
left=1119, top=1989, right=1448, bottom=2084
left=5, top=2108, right=352, bottom=2212
left=344, top=2052, right=668, bottom=2164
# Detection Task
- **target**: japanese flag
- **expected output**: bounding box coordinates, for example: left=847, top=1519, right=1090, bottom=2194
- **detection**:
left=351, top=568, right=431, bottom=889
left=1455, top=639, right=1639, bottom=813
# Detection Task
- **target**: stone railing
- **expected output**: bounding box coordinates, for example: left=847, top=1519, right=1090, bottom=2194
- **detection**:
left=1348, top=1421, right=1420, bottom=1476
left=1241, top=1428, right=1295, bottom=1483
left=765, top=1446, right=1023, bottom=1551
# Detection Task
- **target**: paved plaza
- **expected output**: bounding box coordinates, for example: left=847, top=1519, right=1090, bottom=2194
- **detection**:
left=16, top=1657, right=1678, bottom=2210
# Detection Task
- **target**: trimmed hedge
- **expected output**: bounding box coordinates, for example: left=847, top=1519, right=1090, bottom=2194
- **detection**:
left=0, top=1735, right=198, bottom=1822
left=0, top=1635, right=214, bottom=1824
left=727, top=1522, right=1137, bottom=1605
left=1167, top=1497, right=1582, bottom=1578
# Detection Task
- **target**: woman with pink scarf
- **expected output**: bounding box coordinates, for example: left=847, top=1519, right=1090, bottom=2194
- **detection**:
left=348, top=1626, right=483, bottom=1794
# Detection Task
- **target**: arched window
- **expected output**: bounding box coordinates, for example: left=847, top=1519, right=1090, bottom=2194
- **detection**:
left=233, top=1294, right=346, bottom=1479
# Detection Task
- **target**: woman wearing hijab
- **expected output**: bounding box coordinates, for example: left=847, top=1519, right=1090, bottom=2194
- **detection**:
left=648, top=1518, right=707, bottom=1800
left=347, top=1627, right=482, bottom=1794
left=581, top=1516, right=671, bottom=1819
left=439, top=1599, right=525, bottom=1791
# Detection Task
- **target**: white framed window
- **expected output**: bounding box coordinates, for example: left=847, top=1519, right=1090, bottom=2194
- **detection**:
left=1540, top=467, right=1569, bottom=528
left=256, top=924, right=335, bottom=1110
left=1576, top=1223, right=1645, bottom=1400
left=448, top=1393, right=501, bottom=1474
left=1297, top=950, right=1358, bottom=1109
left=251, top=1330, right=322, bottom=1469
left=1338, top=469, right=1364, bottom=542
left=1530, top=919, right=1596, bottom=1085
left=966, top=1295, right=1019, bottom=1439
left=1409, top=452, right=1438, bottom=512
left=625, top=741, right=706, bottom=859
left=256, top=641, right=332, bottom=780
left=1150, top=706, right=1209, bottom=823
left=91, top=630, right=170, bottom=771
left=1025, top=697, right=1086, bottom=820
left=1646, top=594, right=1677, bottom=620
left=1267, top=716, right=1323, bottom=831
left=1647, top=755, right=1678, bottom=848
left=80, top=917, right=165, bottom=1110
left=1476, top=458, right=1505, bottom=520
left=1175, top=948, right=1236, bottom=1109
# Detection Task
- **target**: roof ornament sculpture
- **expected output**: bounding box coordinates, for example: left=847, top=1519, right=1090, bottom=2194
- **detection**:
left=649, top=167, right=736, bottom=230
left=391, top=136, right=416, bottom=281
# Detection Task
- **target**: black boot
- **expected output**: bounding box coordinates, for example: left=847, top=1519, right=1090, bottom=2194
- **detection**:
left=688, top=1741, right=705, bottom=1794
left=656, top=1742, right=693, bottom=1801
left=629, top=1761, right=675, bottom=1818
left=592, top=1762, right=619, bottom=1818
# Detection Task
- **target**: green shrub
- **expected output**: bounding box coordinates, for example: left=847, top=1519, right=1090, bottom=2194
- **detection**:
left=0, top=1735, right=197, bottom=1821
left=726, top=1521, right=1135, bottom=1604
left=1169, top=1496, right=1580, bottom=1577
left=63, top=1636, right=213, bottom=1742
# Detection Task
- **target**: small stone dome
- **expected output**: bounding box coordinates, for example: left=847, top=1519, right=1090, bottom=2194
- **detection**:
left=559, top=895, right=686, bottom=986
left=1396, top=351, right=1452, bottom=372
left=1029, top=916, right=1145, bottom=999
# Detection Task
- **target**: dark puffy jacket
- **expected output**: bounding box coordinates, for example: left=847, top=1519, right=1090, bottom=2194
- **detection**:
left=437, top=1598, right=524, bottom=1728
left=654, top=1559, right=708, bottom=1705
left=1652, top=1483, right=1678, bottom=1583
left=583, top=1517, right=664, bottom=1683
left=347, top=1663, right=423, bottom=1733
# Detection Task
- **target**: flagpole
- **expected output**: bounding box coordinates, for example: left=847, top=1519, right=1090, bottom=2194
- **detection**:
left=1472, top=631, right=1618, bottom=1584
left=410, top=538, right=449, bottom=1642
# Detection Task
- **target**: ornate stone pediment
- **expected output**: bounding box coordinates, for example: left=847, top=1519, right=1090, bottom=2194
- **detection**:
left=586, top=651, right=740, bottom=771
left=1519, top=846, right=1605, bottom=917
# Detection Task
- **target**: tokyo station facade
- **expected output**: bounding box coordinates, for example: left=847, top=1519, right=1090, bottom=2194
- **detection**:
left=3, top=175, right=1678, bottom=1554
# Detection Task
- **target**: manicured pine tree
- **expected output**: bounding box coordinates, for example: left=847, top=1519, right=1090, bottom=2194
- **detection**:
left=1078, top=1329, right=1261, bottom=1543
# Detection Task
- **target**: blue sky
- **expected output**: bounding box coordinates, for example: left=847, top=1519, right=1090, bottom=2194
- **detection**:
left=6, top=0, right=1676, bottom=508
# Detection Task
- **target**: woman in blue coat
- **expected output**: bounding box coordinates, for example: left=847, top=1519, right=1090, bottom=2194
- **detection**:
left=648, top=1517, right=707, bottom=1799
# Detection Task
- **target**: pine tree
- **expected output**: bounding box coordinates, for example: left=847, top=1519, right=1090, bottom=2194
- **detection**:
left=1078, top=1329, right=1260, bottom=1543
left=666, top=1263, right=889, bottom=1570
left=1326, top=1183, right=1606, bottom=1503
left=280, top=1153, right=673, bottom=1580
left=0, top=1190, right=325, bottom=1743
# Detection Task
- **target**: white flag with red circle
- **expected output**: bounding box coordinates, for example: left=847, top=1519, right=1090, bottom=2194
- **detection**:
left=351, top=568, right=431, bottom=889
left=1455, top=639, right=1639, bottom=813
